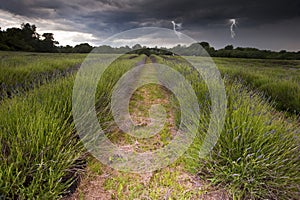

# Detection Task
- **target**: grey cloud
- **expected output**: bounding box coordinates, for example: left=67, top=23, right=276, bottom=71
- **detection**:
left=0, top=0, right=299, bottom=50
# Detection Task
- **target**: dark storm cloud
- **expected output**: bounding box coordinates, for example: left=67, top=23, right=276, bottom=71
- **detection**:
left=137, top=0, right=300, bottom=26
left=88, top=0, right=300, bottom=28
left=0, top=0, right=63, bottom=18
left=0, top=0, right=299, bottom=50
left=2, top=0, right=299, bottom=27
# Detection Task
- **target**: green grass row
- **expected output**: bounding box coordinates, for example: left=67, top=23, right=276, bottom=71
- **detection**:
left=0, top=54, right=144, bottom=199
left=158, top=56, right=300, bottom=199
left=1, top=52, right=299, bottom=199
left=0, top=51, right=87, bottom=99
left=214, top=57, right=300, bottom=114
left=184, top=56, right=300, bottom=114
left=0, top=75, right=83, bottom=199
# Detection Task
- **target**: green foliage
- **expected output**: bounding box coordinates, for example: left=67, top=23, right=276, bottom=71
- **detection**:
left=0, top=51, right=86, bottom=100
left=149, top=43, right=300, bottom=59
left=225, top=45, right=234, bottom=50
left=0, top=53, right=144, bottom=199
left=72, top=43, right=93, bottom=53
left=1, top=23, right=299, bottom=59
left=197, top=83, right=300, bottom=199
left=0, top=76, right=84, bottom=199
left=0, top=52, right=299, bottom=199
left=0, top=23, right=59, bottom=52
left=213, top=46, right=300, bottom=59
left=214, top=57, right=300, bottom=113
left=160, top=56, right=300, bottom=199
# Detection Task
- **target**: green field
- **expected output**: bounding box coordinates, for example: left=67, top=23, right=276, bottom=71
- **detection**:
left=0, top=51, right=87, bottom=100
left=214, top=57, right=300, bottom=114
left=0, top=52, right=299, bottom=199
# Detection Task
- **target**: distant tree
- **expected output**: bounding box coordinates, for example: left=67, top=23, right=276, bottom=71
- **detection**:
left=21, top=23, right=38, bottom=40
left=41, top=33, right=59, bottom=52
left=132, top=44, right=142, bottom=50
left=199, top=42, right=210, bottom=49
left=198, top=42, right=215, bottom=55
left=58, top=45, right=74, bottom=53
left=5, top=27, right=33, bottom=51
left=117, top=45, right=131, bottom=53
left=186, top=43, right=203, bottom=56
left=73, top=43, right=93, bottom=53
left=42, top=33, right=55, bottom=42
left=224, top=45, right=234, bottom=50
left=0, top=24, right=299, bottom=59
left=95, top=45, right=115, bottom=53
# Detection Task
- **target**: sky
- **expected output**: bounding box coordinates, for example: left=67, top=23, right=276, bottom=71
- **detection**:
left=0, top=0, right=299, bottom=51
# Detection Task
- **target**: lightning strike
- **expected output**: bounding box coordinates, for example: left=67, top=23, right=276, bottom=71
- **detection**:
left=171, top=20, right=182, bottom=38
left=229, top=19, right=237, bottom=38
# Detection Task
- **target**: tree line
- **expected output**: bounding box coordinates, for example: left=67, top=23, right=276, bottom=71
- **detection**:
left=0, top=23, right=299, bottom=59
left=0, top=23, right=93, bottom=53
left=95, top=43, right=300, bottom=60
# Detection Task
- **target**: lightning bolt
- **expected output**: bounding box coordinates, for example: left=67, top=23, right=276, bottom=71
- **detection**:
left=171, top=21, right=182, bottom=38
left=229, top=19, right=237, bottom=38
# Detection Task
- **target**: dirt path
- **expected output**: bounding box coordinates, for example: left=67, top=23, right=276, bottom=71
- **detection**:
left=66, top=56, right=228, bottom=200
